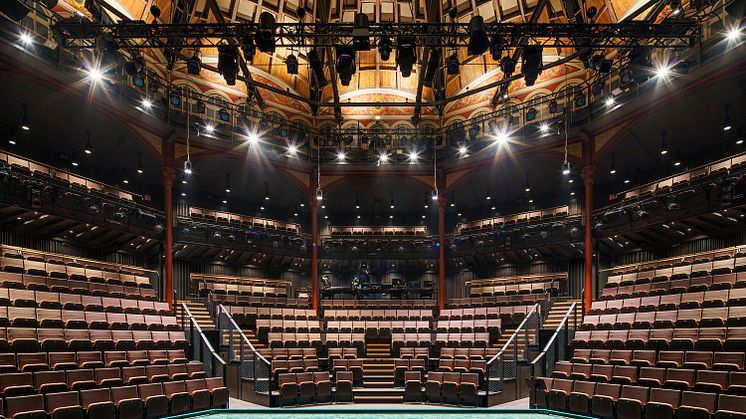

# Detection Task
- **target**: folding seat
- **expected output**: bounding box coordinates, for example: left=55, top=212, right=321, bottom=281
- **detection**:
left=111, top=330, right=136, bottom=351
left=65, top=368, right=97, bottom=391
left=122, top=366, right=149, bottom=385
left=295, top=372, right=316, bottom=405
left=8, top=307, right=38, bottom=328
left=108, top=298, right=128, bottom=313
left=690, top=276, right=714, bottom=293
left=568, top=380, right=597, bottom=414
left=658, top=295, right=680, bottom=311
left=638, top=367, right=668, bottom=387
left=165, top=363, right=188, bottom=381
left=551, top=361, right=573, bottom=379
left=666, top=329, right=698, bottom=351
left=632, top=283, right=652, bottom=297
left=4, top=394, right=47, bottom=419
left=17, top=353, right=49, bottom=372
left=703, top=290, right=730, bottom=308
left=138, top=383, right=169, bottom=419
left=125, top=314, right=147, bottom=330
left=715, top=394, right=746, bottom=419
left=626, top=329, right=650, bottom=350
left=34, top=370, right=68, bottom=394
left=590, top=364, right=614, bottom=383
left=590, top=349, right=611, bottom=364
left=679, top=391, right=717, bottom=419
left=104, top=351, right=129, bottom=368
left=82, top=296, right=104, bottom=312
left=0, top=352, right=16, bottom=373
left=132, top=331, right=155, bottom=350
left=683, top=351, right=713, bottom=370
left=635, top=297, right=657, bottom=312
left=334, top=370, right=353, bottom=403
left=605, top=300, right=623, bottom=314
left=10, top=290, right=37, bottom=308
left=728, top=288, right=746, bottom=306
left=644, top=388, right=682, bottom=419
left=459, top=373, right=479, bottom=406
left=725, top=327, right=746, bottom=351
left=614, top=314, right=635, bottom=330
left=651, top=281, right=671, bottom=296
left=277, top=373, right=298, bottom=406
left=59, top=295, right=82, bottom=311
left=633, top=312, right=655, bottom=329
left=162, top=381, right=191, bottom=415
left=547, top=378, right=573, bottom=410
left=646, top=329, right=674, bottom=351
left=598, top=314, right=617, bottom=330
left=110, top=386, right=144, bottom=419
left=147, top=350, right=169, bottom=365
left=48, top=352, right=77, bottom=371
left=664, top=369, right=697, bottom=391
left=589, top=330, right=610, bottom=349
left=714, top=352, right=746, bottom=371
left=144, top=315, right=166, bottom=331
left=728, top=306, right=746, bottom=327
left=676, top=308, right=702, bottom=328
left=657, top=351, right=686, bottom=368
left=0, top=371, right=35, bottom=398
left=728, top=372, right=746, bottom=395
left=127, top=350, right=150, bottom=366
left=654, top=311, right=678, bottom=329
left=591, top=382, right=622, bottom=418
left=609, top=349, right=633, bottom=365
left=38, top=329, right=67, bottom=352
left=145, top=365, right=169, bottom=383
left=571, top=348, right=591, bottom=363
left=693, top=370, right=729, bottom=393
left=168, top=331, right=189, bottom=351
left=79, top=388, right=116, bottom=419
left=616, top=385, right=651, bottom=419
left=611, top=365, right=638, bottom=385
left=439, top=371, right=461, bottom=405
left=696, top=328, right=726, bottom=351
left=95, top=367, right=123, bottom=388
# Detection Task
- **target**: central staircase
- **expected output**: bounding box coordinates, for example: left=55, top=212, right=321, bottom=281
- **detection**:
left=175, top=300, right=216, bottom=331
left=354, top=358, right=403, bottom=403
left=543, top=299, right=581, bottom=330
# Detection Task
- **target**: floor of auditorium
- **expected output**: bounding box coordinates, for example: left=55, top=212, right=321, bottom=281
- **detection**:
left=227, top=397, right=530, bottom=409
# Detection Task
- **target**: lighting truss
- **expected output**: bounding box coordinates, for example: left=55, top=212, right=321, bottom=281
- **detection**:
left=53, top=21, right=702, bottom=50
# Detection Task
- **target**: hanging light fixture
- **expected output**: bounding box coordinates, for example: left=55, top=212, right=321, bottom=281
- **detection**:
left=660, top=131, right=668, bottom=155
left=19, top=104, right=30, bottom=131
left=83, top=131, right=93, bottom=155
left=225, top=174, right=231, bottom=193
left=136, top=153, right=144, bottom=174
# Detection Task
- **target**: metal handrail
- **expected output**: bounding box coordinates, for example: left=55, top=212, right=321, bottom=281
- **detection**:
left=531, top=302, right=577, bottom=366
left=181, top=302, right=227, bottom=375
left=218, top=304, right=270, bottom=365
left=486, top=303, right=540, bottom=365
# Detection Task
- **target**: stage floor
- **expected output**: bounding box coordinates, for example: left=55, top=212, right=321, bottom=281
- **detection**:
left=173, top=407, right=589, bottom=419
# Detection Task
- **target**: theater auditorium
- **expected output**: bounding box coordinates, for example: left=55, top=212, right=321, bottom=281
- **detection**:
left=0, top=0, right=744, bottom=416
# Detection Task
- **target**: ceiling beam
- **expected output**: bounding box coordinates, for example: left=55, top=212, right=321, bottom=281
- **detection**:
left=204, top=0, right=266, bottom=109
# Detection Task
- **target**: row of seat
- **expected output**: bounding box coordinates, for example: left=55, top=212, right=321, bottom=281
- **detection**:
left=393, top=359, right=427, bottom=386
left=432, top=333, right=491, bottom=348
left=256, top=319, right=321, bottom=333
left=439, top=304, right=536, bottom=320
left=606, top=254, right=742, bottom=287
left=197, top=283, right=288, bottom=297
left=327, top=348, right=357, bottom=360
left=320, top=299, right=435, bottom=309
left=551, top=363, right=746, bottom=394
left=206, top=294, right=310, bottom=308
left=0, top=255, right=151, bottom=287
left=571, top=327, right=746, bottom=351
left=0, top=363, right=207, bottom=395
left=568, top=350, right=745, bottom=370
left=267, top=333, right=322, bottom=348
left=439, top=347, right=498, bottom=360
left=0, top=289, right=169, bottom=315
left=322, top=309, right=433, bottom=320
left=0, top=307, right=179, bottom=331
left=600, top=277, right=746, bottom=300
left=447, top=293, right=551, bottom=308
left=2, top=379, right=226, bottom=419
left=256, top=348, right=319, bottom=361
left=437, top=359, right=487, bottom=375
left=536, top=378, right=746, bottom=419
left=270, top=359, right=320, bottom=381
left=325, top=321, right=432, bottom=333
left=0, top=273, right=157, bottom=301
left=223, top=306, right=316, bottom=320
left=276, top=371, right=350, bottom=406
left=590, top=290, right=746, bottom=314
left=468, top=280, right=560, bottom=297
left=0, top=350, right=189, bottom=372
left=399, top=347, right=430, bottom=360
left=391, top=333, right=433, bottom=349
left=330, top=359, right=363, bottom=385
left=422, top=371, right=480, bottom=406
left=580, top=308, right=746, bottom=330
left=0, top=328, right=188, bottom=353
left=434, top=319, right=502, bottom=332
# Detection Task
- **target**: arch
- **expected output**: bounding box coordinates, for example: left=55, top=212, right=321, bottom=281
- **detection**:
left=322, top=173, right=435, bottom=194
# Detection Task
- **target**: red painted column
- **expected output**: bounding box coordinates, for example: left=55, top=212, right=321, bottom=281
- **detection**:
left=311, top=199, right=319, bottom=314
left=582, top=165, right=595, bottom=314
left=438, top=195, right=446, bottom=310
left=161, top=166, right=175, bottom=309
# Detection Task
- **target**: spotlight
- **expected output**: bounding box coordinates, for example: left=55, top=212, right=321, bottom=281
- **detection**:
left=459, top=145, right=468, bottom=156
left=591, top=54, right=612, bottom=73
left=655, top=63, right=671, bottom=79
left=548, top=100, right=558, bottom=113
left=379, top=36, right=393, bottom=61
left=446, top=54, right=460, bottom=75
left=316, top=188, right=323, bottom=201
left=337, top=151, right=346, bottom=161
left=308, top=49, right=327, bottom=86
left=86, top=66, right=104, bottom=83
left=540, top=123, right=550, bottom=133
left=724, top=105, right=733, bottom=131
left=500, top=56, right=516, bottom=74
left=352, top=12, right=371, bottom=51
left=660, top=131, right=668, bottom=155
left=20, top=104, right=30, bottom=131
left=431, top=190, right=439, bottom=201
left=378, top=152, right=389, bottom=164
left=521, top=46, right=543, bottom=86
left=225, top=175, right=231, bottom=193
left=264, top=182, right=270, bottom=200
left=629, top=47, right=653, bottom=84
left=610, top=154, right=617, bottom=174
left=605, top=96, right=615, bottom=107
left=256, top=12, right=276, bottom=53
left=335, top=46, right=356, bottom=86
left=217, top=45, right=238, bottom=85
left=187, top=54, right=201, bottom=75
left=489, top=35, right=504, bottom=61
left=218, top=109, right=230, bottom=122
left=184, top=160, right=192, bottom=175
left=83, top=131, right=92, bottom=155
left=247, top=132, right=259, bottom=144
left=287, top=144, right=298, bottom=155
left=467, top=16, right=489, bottom=55
left=408, top=150, right=419, bottom=162
left=574, top=94, right=586, bottom=107
left=494, top=129, right=509, bottom=145
left=204, top=123, right=214, bottom=134
left=396, top=36, right=416, bottom=77
left=669, top=0, right=682, bottom=15
left=124, top=55, right=145, bottom=76
left=526, top=107, right=538, bottom=121
left=727, top=27, right=742, bottom=41
left=423, top=49, right=442, bottom=86
left=562, top=161, right=571, bottom=175
left=19, top=32, right=33, bottom=45
left=136, top=153, right=144, bottom=174
left=285, top=53, right=299, bottom=74
left=8, top=139, right=16, bottom=145
left=241, top=35, right=256, bottom=61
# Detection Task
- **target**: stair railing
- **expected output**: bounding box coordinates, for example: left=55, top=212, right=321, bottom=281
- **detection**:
left=181, top=302, right=227, bottom=378
left=529, top=301, right=578, bottom=379
left=216, top=304, right=272, bottom=400
left=485, top=302, right=542, bottom=394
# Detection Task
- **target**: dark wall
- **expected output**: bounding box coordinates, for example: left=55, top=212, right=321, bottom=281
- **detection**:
left=446, top=260, right=573, bottom=300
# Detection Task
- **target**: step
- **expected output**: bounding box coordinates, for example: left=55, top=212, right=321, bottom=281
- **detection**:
left=353, top=395, right=404, bottom=403
left=362, top=381, right=395, bottom=388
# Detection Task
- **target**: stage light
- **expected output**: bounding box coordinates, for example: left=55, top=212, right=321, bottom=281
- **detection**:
left=83, top=131, right=92, bottom=155
left=187, top=54, right=201, bottom=75
left=247, top=132, right=259, bottom=144
left=225, top=174, right=231, bottom=193
left=562, top=161, right=571, bottom=175
left=125, top=55, right=145, bottom=76
left=610, top=154, right=617, bottom=174
left=287, top=144, right=298, bottom=155
left=591, top=54, right=612, bottom=73
left=8, top=139, right=16, bottom=145
left=396, top=36, right=416, bottom=77
left=256, top=12, right=276, bottom=53
left=660, top=131, right=668, bottom=155
left=308, top=49, right=327, bottom=86
left=286, top=53, right=299, bottom=74
left=737, top=138, right=744, bottom=145
left=20, top=104, right=30, bottom=131
left=494, top=129, right=509, bottom=145
left=655, top=64, right=671, bottom=79
left=241, top=35, right=256, bottom=61
left=727, top=27, right=742, bottom=41
left=605, top=96, right=615, bottom=107
left=217, top=45, right=238, bottom=85
left=335, top=46, right=356, bottom=86
left=123, top=172, right=130, bottom=184
left=500, top=56, right=516, bottom=74
left=526, top=107, right=537, bottom=121
left=379, top=36, right=392, bottom=61
left=423, top=49, right=442, bottom=86
left=467, top=16, right=489, bottom=55
left=19, top=32, right=32, bottom=45
left=218, top=109, right=230, bottom=122
left=540, top=123, right=550, bottom=134
left=71, top=161, right=78, bottom=167
left=378, top=152, right=389, bottom=164
left=264, top=182, right=270, bottom=200
left=446, top=54, right=460, bottom=75
left=141, top=98, right=152, bottom=109
left=724, top=105, right=733, bottom=131
left=521, top=46, right=543, bottom=86
left=431, top=190, right=439, bottom=201
left=669, top=0, right=682, bottom=15
left=337, top=151, right=346, bottom=161
left=204, top=123, right=214, bottom=134
left=352, top=12, right=371, bottom=51
left=459, top=145, right=468, bottom=156
left=574, top=94, right=586, bottom=107
left=624, top=178, right=630, bottom=184
left=85, top=65, right=104, bottom=84
left=136, top=153, right=144, bottom=174
left=489, top=35, right=504, bottom=60
left=548, top=100, right=558, bottom=113
left=408, top=151, right=419, bottom=162
left=316, top=188, right=323, bottom=201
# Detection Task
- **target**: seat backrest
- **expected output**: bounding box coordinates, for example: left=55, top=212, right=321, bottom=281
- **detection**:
left=46, top=391, right=81, bottom=412
left=79, top=389, right=111, bottom=408
left=620, top=385, right=650, bottom=403
left=681, top=391, right=716, bottom=412
left=718, top=394, right=746, bottom=414
left=596, top=383, right=622, bottom=400
left=5, top=394, right=44, bottom=417
left=667, top=368, right=696, bottom=386
left=552, top=378, right=573, bottom=393
left=110, top=385, right=139, bottom=403
left=572, top=380, right=596, bottom=395
left=650, top=388, right=681, bottom=408
left=427, top=371, right=443, bottom=383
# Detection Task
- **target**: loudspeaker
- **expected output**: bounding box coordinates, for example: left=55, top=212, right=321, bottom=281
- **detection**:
left=1, top=0, right=31, bottom=21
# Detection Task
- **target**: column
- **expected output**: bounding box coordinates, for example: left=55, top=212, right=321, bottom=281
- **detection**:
left=161, top=166, right=175, bottom=309
left=311, top=199, right=319, bottom=313
left=438, top=195, right=446, bottom=310
left=582, top=165, right=595, bottom=314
